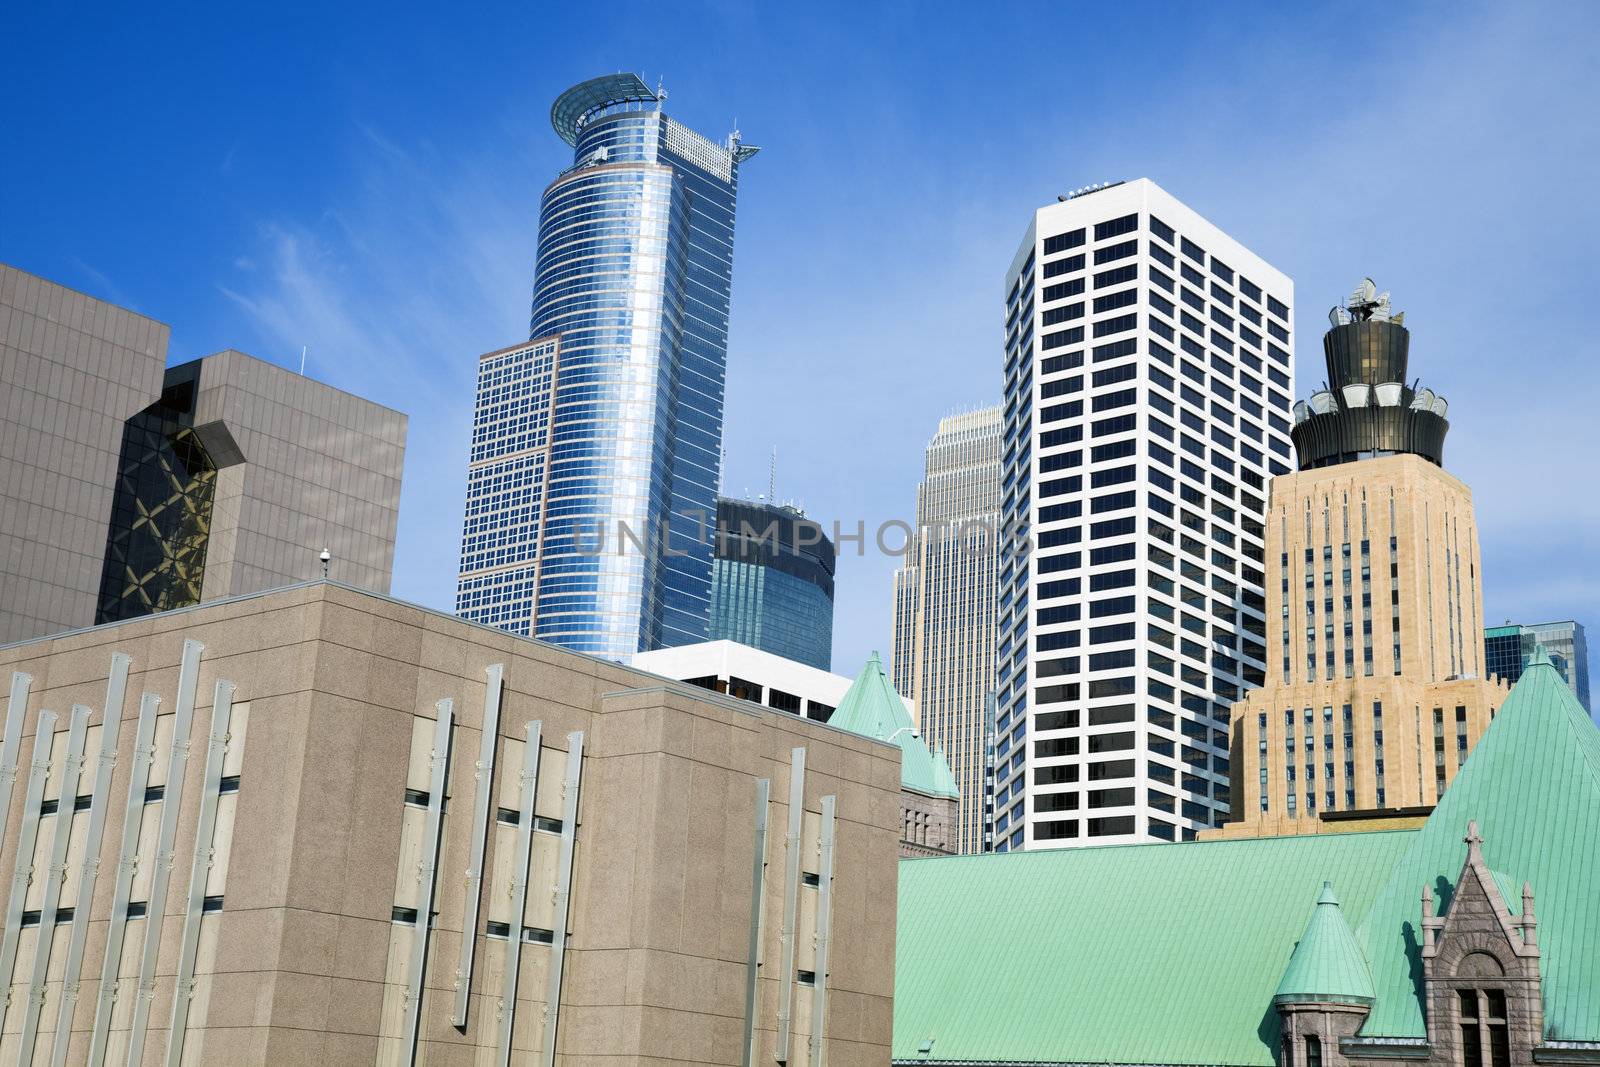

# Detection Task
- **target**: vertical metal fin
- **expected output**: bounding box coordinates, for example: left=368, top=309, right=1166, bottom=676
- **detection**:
left=741, top=777, right=772, bottom=1067
left=538, top=731, right=583, bottom=1067
left=16, top=705, right=90, bottom=1064
left=401, top=698, right=454, bottom=1066
left=125, top=637, right=203, bottom=1067
left=86, top=693, right=158, bottom=1067
left=808, top=795, right=837, bottom=1067
left=0, top=710, right=59, bottom=1026
left=494, top=721, right=542, bottom=1067
left=0, top=671, right=34, bottom=849
left=453, top=663, right=504, bottom=1027
left=775, top=746, right=806, bottom=1063
left=51, top=652, right=131, bottom=1067
left=163, top=679, right=233, bottom=1066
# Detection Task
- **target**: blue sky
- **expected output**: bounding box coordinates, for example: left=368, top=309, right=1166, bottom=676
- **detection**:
left=4, top=1, right=1597, bottom=683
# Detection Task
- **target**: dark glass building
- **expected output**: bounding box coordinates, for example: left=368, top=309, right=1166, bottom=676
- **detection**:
left=710, top=497, right=835, bottom=670
left=1485, top=621, right=1590, bottom=715
left=97, top=361, right=231, bottom=622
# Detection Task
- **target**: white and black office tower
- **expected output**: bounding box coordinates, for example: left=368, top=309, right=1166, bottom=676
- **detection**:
left=993, top=179, right=1295, bottom=849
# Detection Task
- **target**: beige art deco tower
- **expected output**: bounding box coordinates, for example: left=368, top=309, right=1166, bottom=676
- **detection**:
left=892, top=406, right=1001, bottom=853
left=1214, top=280, right=1508, bottom=839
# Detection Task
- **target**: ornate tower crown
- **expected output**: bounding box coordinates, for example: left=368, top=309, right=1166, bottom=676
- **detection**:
left=1328, top=276, right=1404, bottom=328
left=1291, top=278, right=1449, bottom=471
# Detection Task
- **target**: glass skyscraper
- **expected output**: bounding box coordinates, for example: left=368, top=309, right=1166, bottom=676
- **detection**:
left=1485, top=620, right=1590, bottom=715
left=709, top=497, right=835, bottom=670
left=456, top=74, right=758, bottom=659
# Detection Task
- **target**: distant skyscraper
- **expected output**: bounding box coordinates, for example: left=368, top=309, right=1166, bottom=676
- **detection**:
left=892, top=406, right=1002, bottom=853
left=0, top=263, right=406, bottom=645
left=1214, top=279, right=1509, bottom=839
left=709, top=497, right=834, bottom=670
left=1485, top=620, right=1590, bottom=714
left=455, top=74, right=758, bottom=659
left=993, top=179, right=1296, bottom=849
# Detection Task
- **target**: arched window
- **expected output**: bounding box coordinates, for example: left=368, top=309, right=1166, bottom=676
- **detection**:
left=1305, top=1034, right=1322, bottom=1067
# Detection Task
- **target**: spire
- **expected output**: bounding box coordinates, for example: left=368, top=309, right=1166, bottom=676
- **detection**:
left=1519, top=881, right=1539, bottom=948
left=829, top=654, right=959, bottom=799
left=1274, top=881, right=1376, bottom=1007
left=1421, top=885, right=1439, bottom=953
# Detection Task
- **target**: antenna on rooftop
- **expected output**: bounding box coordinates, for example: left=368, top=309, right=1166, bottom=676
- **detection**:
left=299, top=345, right=308, bottom=376
left=768, top=446, right=777, bottom=505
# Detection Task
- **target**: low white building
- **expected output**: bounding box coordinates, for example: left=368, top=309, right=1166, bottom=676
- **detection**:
left=633, top=640, right=913, bottom=724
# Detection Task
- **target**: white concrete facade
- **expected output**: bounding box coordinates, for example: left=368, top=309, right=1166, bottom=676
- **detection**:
left=993, top=179, right=1294, bottom=849
left=632, top=639, right=901, bottom=723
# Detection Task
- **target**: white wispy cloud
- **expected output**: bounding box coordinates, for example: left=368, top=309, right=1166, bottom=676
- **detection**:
left=220, top=120, right=538, bottom=611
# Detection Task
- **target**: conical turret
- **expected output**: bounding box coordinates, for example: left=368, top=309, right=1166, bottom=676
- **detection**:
left=1274, top=882, right=1376, bottom=1006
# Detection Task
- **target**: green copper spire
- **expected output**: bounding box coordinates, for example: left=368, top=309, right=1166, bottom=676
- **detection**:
left=1273, top=882, right=1376, bottom=1006
left=829, top=652, right=959, bottom=799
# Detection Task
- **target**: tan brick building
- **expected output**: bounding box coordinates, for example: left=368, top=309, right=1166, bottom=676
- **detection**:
left=891, top=406, right=1000, bottom=855
left=0, top=582, right=900, bottom=1065
left=1213, top=283, right=1508, bottom=839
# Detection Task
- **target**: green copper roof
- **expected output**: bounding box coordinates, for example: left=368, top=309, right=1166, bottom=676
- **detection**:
left=892, top=648, right=1600, bottom=1064
left=1274, top=882, right=1376, bottom=1005
left=1354, top=650, right=1600, bottom=1041
left=928, top=745, right=960, bottom=797
left=830, top=653, right=959, bottom=799
left=895, top=831, right=1414, bottom=1064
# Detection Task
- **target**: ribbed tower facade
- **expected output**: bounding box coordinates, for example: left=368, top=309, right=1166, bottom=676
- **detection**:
left=892, top=406, right=1002, bottom=854
left=1214, top=280, right=1509, bottom=839
left=456, top=74, right=757, bottom=658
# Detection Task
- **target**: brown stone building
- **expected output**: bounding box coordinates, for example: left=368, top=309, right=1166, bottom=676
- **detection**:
left=0, top=582, right=900, bottom=1064
left=1214, top=283, right=1508, bottom=839
left=0, top=263, right=406, bottom=647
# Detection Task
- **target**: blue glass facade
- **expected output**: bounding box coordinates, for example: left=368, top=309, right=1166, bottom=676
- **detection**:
left=457, top=75, right=755, bottom=659
left=1485, top=621, right=1590, bottom=715
left=709, top=498, right=835, bottom=671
